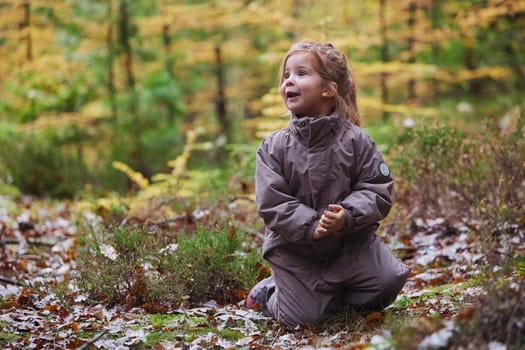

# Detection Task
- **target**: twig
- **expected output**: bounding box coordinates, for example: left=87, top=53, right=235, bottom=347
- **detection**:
left=229, top=196, right=255, bottom=203
left=505, top=284, right=524, bottom=348
left=2, top=238, right=57, bottom=247
left=271, top=326, right=282, bottom=345
left=120, top=214, right=188, bottom=227
left=77, top=328, right=108, bottom=350
left=153, top=214, right=188, bottom=225
left=0, top=275, right=24, bottom=286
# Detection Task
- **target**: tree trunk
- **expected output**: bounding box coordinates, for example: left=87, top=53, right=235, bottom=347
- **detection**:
left=503, top=13, right=525, bottom=91
left=19, top=0, right=32, bottom=62
left=406, top=1, right=416, bottom=101
left=214, top=44, right=231, bottom=142
left=162, top=22, right=174, bottom=77
left=463, top=37, right=482, bottom=95
left=119, top=0, right=135, bottom=89
left=107, top=1, right=117, bottom=122
left=162, top=1, right=176, bottom=121
left=379, top=0, right=389, bottom=120
left=429, top=0, right=441, bottom=100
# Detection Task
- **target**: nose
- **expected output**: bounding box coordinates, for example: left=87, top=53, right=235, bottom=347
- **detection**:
left=284, top=75, right=294, bottom=86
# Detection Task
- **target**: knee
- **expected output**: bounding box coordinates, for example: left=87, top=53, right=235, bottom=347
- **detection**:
left=384, top=263, right=410, bottom=291
left=368, top=264, right=411, bottom=310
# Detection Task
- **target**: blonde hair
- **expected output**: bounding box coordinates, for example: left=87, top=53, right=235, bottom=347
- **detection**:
left=278, top=41, right=362, bottom=127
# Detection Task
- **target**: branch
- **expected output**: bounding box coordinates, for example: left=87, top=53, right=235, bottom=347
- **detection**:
left=0, top=276, right=23, bottom=286
left=77, top=328, right=108, bottom=350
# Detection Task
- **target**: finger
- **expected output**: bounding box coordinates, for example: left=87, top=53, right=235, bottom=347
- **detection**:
left=315, top=227, right=327, bottom=239
left=320, top=217, right=335, bottom=227
left=323, top=211, right=336, bottom=219
left=328, top=204, right=343, bottom=212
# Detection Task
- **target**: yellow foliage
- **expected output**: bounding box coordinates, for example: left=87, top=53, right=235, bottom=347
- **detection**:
left=17, top=101, right=110, bottom=134
left=242, top=90, right=289, bottom=139
left=137, top=1, right=295, bottom=36
left=353, top=61, right=438, bottom=77
left=359, top=96, right=438, bottom=117
left=112, top=161, right=150, bottom=190
left=149, top=128, right=205, bottom=195
left=458, top=0, right=525, bottom=33
left=164, top=128, right=200, bottom=178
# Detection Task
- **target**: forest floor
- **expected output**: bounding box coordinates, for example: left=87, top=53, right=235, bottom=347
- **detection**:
left=1, top=195, right=524, bottom=349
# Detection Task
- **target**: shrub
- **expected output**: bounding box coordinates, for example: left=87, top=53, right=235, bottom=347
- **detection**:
left=450, top=256, right=525, bottom=349
left=76, top=225, right=157, bottom=305
left=76, top=224, right=263, bottom=307
left=391, top=114, right=525, bottom=228
left=0, top=128, right=90, bottom=198
left=159, top=226, right=262, bottom=304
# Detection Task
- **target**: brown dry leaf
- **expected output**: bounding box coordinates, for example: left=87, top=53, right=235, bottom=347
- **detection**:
left=346, top=344, right=368, bottom=350
left=143, top=302, right=169, bottom=314
left=456, top=306, right=477, bottom=324
left=362, top=311, right=384, bottom=329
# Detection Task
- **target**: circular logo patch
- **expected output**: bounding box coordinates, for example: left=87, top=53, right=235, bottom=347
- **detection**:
left=379, top=163, right=390, bottom=176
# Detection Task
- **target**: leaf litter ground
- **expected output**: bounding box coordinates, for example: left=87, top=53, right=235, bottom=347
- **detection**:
left=1, top=196, right=523, bottom=349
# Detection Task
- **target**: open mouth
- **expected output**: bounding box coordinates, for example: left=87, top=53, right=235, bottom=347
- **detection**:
left=286, top=91, right=300, bottom=98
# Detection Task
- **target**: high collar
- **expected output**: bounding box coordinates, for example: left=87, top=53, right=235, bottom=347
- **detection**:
left=289, top=113, right=342, bottom=147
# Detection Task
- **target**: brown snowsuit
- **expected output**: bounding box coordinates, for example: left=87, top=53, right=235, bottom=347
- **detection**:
left=255, top=113, right=410, bottom=328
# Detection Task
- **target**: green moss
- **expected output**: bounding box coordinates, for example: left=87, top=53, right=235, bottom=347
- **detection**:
left=144, top=331, right=178, bottom=345
left=0, top=332, right=20, bottom=347
left=77, top=331, right=101, bottom=340
left=217, top=328, right=244, bottom=341
left=514, top=256, right=525, bottom=278
left=149, top=314, right=183, bottom=329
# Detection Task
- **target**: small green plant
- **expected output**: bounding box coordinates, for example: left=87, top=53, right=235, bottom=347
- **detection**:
left=76, top=224, right=264, bottom=307
left=76, top=225, right=157, bottom=305
left=160, top=226, right=262, bottom=303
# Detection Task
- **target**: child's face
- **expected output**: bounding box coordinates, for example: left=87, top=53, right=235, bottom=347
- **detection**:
left=279, top=52, right=334, bottom=118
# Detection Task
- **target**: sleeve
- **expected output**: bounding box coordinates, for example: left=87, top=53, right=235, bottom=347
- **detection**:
left=255, top=136, right=319, bottom=244
left=339, top=132, right=393, bottom=235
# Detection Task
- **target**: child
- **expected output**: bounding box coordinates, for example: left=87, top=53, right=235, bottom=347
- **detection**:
left=246, top=41, right=410, bottom=328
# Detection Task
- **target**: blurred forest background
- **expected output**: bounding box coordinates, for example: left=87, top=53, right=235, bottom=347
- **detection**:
left=1, top=0, right=523, bottom=198
left=1, top=1, right=524, bottom=348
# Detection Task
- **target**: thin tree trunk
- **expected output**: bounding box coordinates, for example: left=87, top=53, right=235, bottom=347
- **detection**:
left=162, top=22, right=174, bottom=77
left=214, top=44, right=231, bottom=142
left=429, top=0, right=440, bottom=100
left=162, top=1, right=176, bottom=121
left=20, top=0, right=32, bottom=62
left=107, top=1, right=117, bottom=122
left=379, top=0, right=389, bottom=120
left=503, top=14, right=525, bottom=91
left=464, top=37, right=482, bottom=95
left=406, top=1, right=416, bottom=101
left=505, top=42, right=525, bottom=91
left=119, top=0, right=135, bottom=89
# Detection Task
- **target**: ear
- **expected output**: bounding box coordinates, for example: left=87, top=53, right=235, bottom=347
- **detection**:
left=322, top=82, right=337, bottom=97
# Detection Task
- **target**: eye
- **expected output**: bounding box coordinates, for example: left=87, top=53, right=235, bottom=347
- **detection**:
left=283, top=72, right=290, bottom=79
left=298, top=69, right=307, bottom=76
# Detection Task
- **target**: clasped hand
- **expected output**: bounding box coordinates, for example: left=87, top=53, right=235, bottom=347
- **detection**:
left=313, top=204, right=345, bottom=240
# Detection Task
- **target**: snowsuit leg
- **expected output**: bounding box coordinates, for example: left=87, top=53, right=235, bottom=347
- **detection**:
left=264, top=234, right=410, bottom=328
left=324, top=234, right=411, bottom=311
left=264, top=248, right=340, bottom=328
